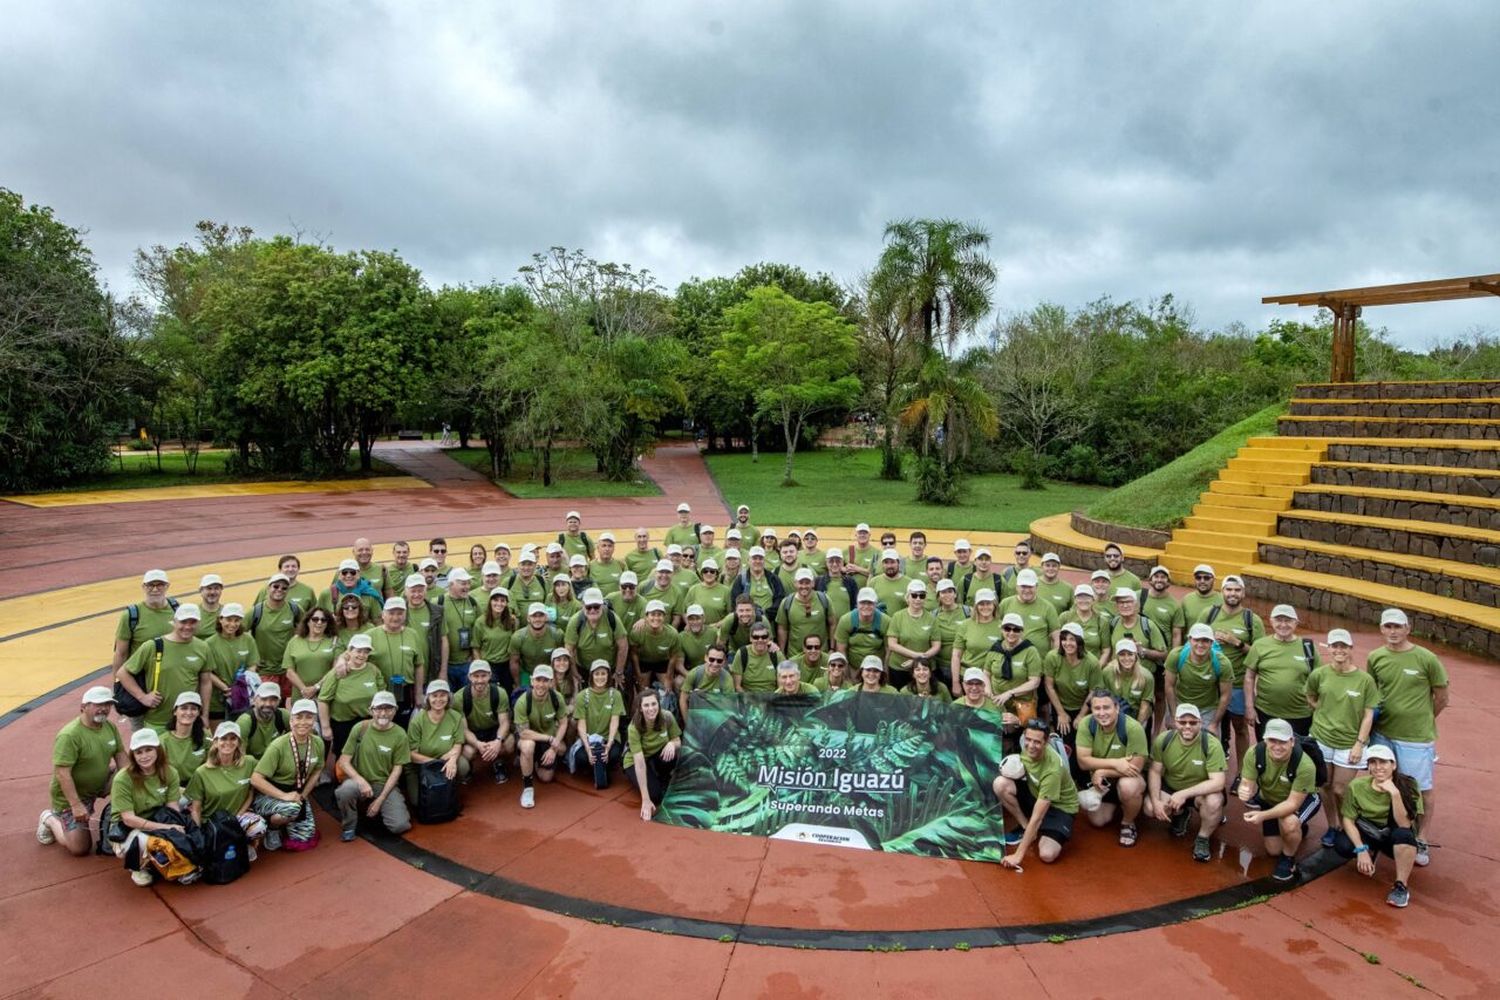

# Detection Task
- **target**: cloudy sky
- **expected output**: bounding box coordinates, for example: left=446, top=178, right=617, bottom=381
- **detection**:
left=4, top=2, right=1497, bottom=347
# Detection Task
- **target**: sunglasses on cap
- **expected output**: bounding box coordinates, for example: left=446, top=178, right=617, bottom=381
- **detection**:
left=1024, top=719, right=1049, bottom=732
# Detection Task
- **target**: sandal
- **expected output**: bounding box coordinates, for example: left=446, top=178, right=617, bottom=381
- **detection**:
left=1119, top=823, right=1138, bottom=847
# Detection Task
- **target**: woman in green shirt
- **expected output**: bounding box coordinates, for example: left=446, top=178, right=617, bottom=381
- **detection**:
left=1095, top=639, right=1155, bottom=735
left=568, top=661, right=626, bottom=788
left=159, top=692, right=208, bottom=786
left=110, top=728, right=184, bottom=887
left=931, top=580, right=968, bottom=689
left=546, top=575, right=582, bottom=627
left=1332, top=743, right=1422, bottom=908
left=332, top=594, right=372, bottom=652
left=1305, top=628, right=1381, bottom=847
left=284, top=608, right=338, bottom=699
left=474, top=588, right=517, bottom=689
left=901, top=660, right=952, bottom=702
left=1044, top=624, right=1101, bottom=736
left=950, top=591, right=1002, bottom=697
left=186, top=722, right=266, bottom=851
left=626, top=690, right=681, bottom=822
left=204, top=605, right=259, bottom=717
left=1060, top=586, right=1113, bottom=660
left=405, top=679, right=469, bottom=801
left=684, top=563, right=731, bottom=626
left=814, top=652, right=857, bottom=693
left=318, top=634, right=383, bottom=758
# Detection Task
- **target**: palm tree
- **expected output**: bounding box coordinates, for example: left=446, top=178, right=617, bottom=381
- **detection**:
left=899, top=351, right=998, bottom=502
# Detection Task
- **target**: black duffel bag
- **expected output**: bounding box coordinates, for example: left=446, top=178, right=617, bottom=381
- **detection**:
left=415, top=760, right=461, bottom=824
left=190, top=810, right=251, bottom=884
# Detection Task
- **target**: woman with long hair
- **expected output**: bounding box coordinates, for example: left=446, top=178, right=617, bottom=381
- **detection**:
left=626, top=689, right=681, bottom=822
left=406, top=679, right=470, bottom=801
left=1044, top=623, right=1101, bottom=738
left=285, top=608, right=339, bottom=699
left=931, top=579, right=969, bottom=690
left=333, top=593, right=371, bottom=649
left=1060, top=585, right=1113, bottom=660
left=468, top=543, right=490, bottom=577
left=546, top=574, right=581, bottom=625
left=109, top=728, right=184, bottom=886
left=186, top=722, right=267, bottom=856
left=1095, top=639, right=1155, bottom=734
left=950, top=589, right=1003, bottom=697
left=901, top=659, right=951, bottom=701
left=160, top=692, right=208, bottom=782
left=317, top=634, right=383, bottom=763
left=1331, top=743, right=1423, bottom=908
left=474, top=587, right=517, bottom=691
left=204, top=604, right=260, bottom=717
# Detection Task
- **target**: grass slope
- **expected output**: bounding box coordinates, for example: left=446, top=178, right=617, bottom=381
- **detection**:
left=31, top=449, right=401, bottom=493
left=1084, top=403, right=1286, bottom=530
left=448, top=447, right=661, bottom=499
left=704, top=448, right=1107, bottom=532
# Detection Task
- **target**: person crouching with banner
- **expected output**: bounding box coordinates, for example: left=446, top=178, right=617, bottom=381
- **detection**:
left=626, top=690, right=681, bottom=822
left=995, top=719, right=1079, bottom=868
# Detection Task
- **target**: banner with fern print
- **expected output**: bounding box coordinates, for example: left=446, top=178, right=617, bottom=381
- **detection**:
left=656, top=691, right=1009, bottom=861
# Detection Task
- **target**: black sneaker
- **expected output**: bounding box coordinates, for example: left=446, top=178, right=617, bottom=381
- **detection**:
left=1192, top=835, right=1212, bottom=862
left=1272, top=854, right=1298, bottom=883
left=493, top=764, right=509, bottom=785
left=1170, top=809, right=1193, bottom=838
left=1386, top=881, right=1410, bottom=908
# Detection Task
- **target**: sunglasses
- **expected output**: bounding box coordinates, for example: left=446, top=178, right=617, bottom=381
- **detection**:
left=706, top=657, right=726, bottom=664
left=804, top=643, right=822, bottom=650
left=1001, top=625, right=1023, bottom=633
left=431, top=548, right=447, bottom=553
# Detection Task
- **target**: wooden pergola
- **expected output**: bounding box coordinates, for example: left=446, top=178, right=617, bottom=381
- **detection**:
left=1263, top=273, right=1500, bottom=382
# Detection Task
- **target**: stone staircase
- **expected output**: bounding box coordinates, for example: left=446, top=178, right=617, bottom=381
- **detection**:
left=1243, top=380, right=1500, bottom=657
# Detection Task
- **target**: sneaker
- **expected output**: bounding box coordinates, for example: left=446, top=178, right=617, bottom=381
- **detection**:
left=493, top=764, right=509, bottom=785
left=36, top=810, right=56, bottom=845
left=1169, top=809, right=1193, bottom=838
left=1003, top=828, right=1024, bottom=846
left=1272, top=854, right=1298, bottom=883
left=263, top=828, right=283, bottom=852
left=1193, top=835, right=1212, bottom=863
left=1321, top=829, right=1338, bottom=849
left=1119, top=823, right=1138, bottom=848
left=1414, top=840, right=1430, bottom=867
left=520, top=786, right=535, bottom=809
left=247, top=845, right=258, bottom=863
left=1386, top=881, right=1410, bottom=908
left=130, top=869, right=154, bottom=887
left=340, top=830, right=356, bottom=843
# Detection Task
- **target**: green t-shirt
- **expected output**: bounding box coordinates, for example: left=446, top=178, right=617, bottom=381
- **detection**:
left=1080, top=714, right=1148, bottom=761
left=1108, top=616, right=1167, bottom=663
left=573, top=687, right=626, bottom=739
left=952, top=617, right=1004, bottom=671
left=1181, top=591, right=1224, bottom=627
left=185, top=756, right=257, bottom=816
left=1152, top=730, right=1227, bottom=791
left=799, top=548, right=828, bottom=576
left=254, top=733, right=326, bottom=789
left=1043, top=650, right=1100, bottom=713
left=440, top=594, right=482, bottom=665
left=559, top=531, right=593, bottom=561
left=1164, top=645, right=1229, bottom=713
left=510, top=625, right=565, bottom=680
left=682, top=663, right=736, bottom=694
left=664, top=524, right=699, bottom=549
left=589, top=559, right=626, bottom=596
left=236, top=710, right=291, bottom=759
left=685, top=582, right=731, bottom=625
left=847, top=544, right=881, bottom=577
left=565, top=610, right=627, bottom=671
left=254, top=581, right=317, bottom=613
left=886, top=608, right=939, bottom=661
left=677, top=628, right=714, bottom=672
left=362, top=625, right=425, bottom=687
left=822, top=575, right=855, bottom=621
left=1341, top=775, right=1423, bottom=825
left=980, top=642, right=1043, bottom=709
left=124, top=636, right=212, bottom=730
left=814, top=674, right=857, bottom=693
left=1239, top=744, right=1317, bottom=806
left=607, top=592, right=648, bottom=633
left=283, top=636, right=338, bottom=688
left=454, top=683, right=507, bottom=732
left=158, top=729, right=209, bottom=778
left=1199, top=605, right=1264, bottom=683
left=1059, top=609, right=1113, bottom=659
left=777, top=594, right=833, bottom=653
left=508, top=573, right=548, bottom=607
left=1098, top=667, right=1156, bottom=716
left=250, top=599, right=304, bottom=667
left=50, top=718, right=124, bottom=812
left=1367, top=645, right=1448, bottom=743
left=931, top=605, right=968, bottom=666
left=623, top=548, right=662, bottom=578
left=1021, top=747, right=1079, bottom=814
left=473, top=616, right=515, bottom=668
left=1109, top=569, right=1143, bottom=594
left=1245, top=636, right=1314, bottom=719
left=630, top=623, right=682, bottom=672
left=998, top=596, right=1059, bottom=648
left=625, top=713, right=682, bottom=766
left=1307, top=666, right=1382, bottom=748
left=739, top=570, right=778, bottom=614
left=341, top=721, right=411, bottom=784
left=318, top=662, right=385, bottom=722
left=901, top=682, right=952, bottom=702
left=110, top=765, right=181, bottom=820
left=193, top=610, right=222, bottom=642
left=834, top=611, right=889, bottom=666
left=114, top=602, right=177, bottom=656
left=1140, top=591, right=1182, bottom=641
left=407, top=708, right=467, bottom=758
left=868, top=573, right=913, bottom=613
left=732, top=648, right=778, bottom=692
left=1035, top=578, right=1074, bottom=617
left=514, top=689, right=568, bottom=736
left=202, top=632, right=259, bottom=712
left=773, top=561, right=804, bottom=595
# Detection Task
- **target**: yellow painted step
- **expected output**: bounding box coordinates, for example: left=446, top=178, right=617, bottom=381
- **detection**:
left=1160, top=554, right=1248, bottom=579
left=1291, top=396, right=1500, bottom=406
left=1162, top=542, right=1258, bottom=566
left=1226, top=459, right=1317, bottom=477
left=1219, top=469, right=1310, bottom=487
left=1209, top=480, right=1296, bottom=500
left=1278, top=508, right=1500, bottom=545
left=1243, top=564, right=1500, bottom=633
left=1294, top=483, right=1500, bottom=512
left=1233, top=447, right=1321, bottom=462
left=1197, top=491, right=1291, bottom=512
left=1315, top=461, right=1500, bottom=481
left=1026, top=514, right=1162, bottom=566
left=1257, top=536, right=1500, bottom=589
left=1322, top=437, right=1500, bottom=451
left=1280, top=414, right=1500, bottom=427
left=1167, top=529, right=1260, bottom=554
left=1184, top=511, right=1278, bottom=533
left=1245, top=437, right=1327, bottom=451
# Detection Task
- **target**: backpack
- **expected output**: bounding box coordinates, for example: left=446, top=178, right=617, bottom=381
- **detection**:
left=459, top=683, right=503, bottom=718
left=1087, top=712, right=1130, bottom=743
left=191, top=810, right=251, bottom=885
left=226, top=669, right=257, bottom=716
left=558, top=531, right=595, bottom=560
left=125, top=599, right=179, bottom=642
left=1172, top=645, right=1226, bottom=681
left=114, top=637, right=165, bottom=718
left=247, top=709, right=289, bottom=743
left=1254, top=737, right=1329, bottom=789
left=124, top=806, right=200, bottom=883
left=1154, top=728, right=1210, bottom=759
left=986, top=638, right=1035, bottom=681
left=778, top=591, right=830, bottom=624
left=414, top=760, right=462, bottom=824
left=844, top=608, right=886, bottom=637
left=250, top=598, right=303, bottom=633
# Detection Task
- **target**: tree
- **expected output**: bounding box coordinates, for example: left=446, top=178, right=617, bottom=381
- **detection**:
left=714, top=286, right=861, bottom=486
left=849, top=271, right=917, bottom=480
left=0, top=189, right=133, bottom=491
left=899, top=350, right=997, bottom=504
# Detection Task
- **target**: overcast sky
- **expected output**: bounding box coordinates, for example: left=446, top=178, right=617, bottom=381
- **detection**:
left=4, top=2, right=1497, bottom=348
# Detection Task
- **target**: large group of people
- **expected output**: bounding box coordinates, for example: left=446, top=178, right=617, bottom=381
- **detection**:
left=42, top=506, right=1448, bottom=909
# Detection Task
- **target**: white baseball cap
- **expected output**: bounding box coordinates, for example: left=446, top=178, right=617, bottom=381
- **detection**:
left=1000, top=754, right=1026, bottom=779
left=1041, top=553, right=1061, bottom=564
left=1113, top=588, right=1137, bottom=601
left=566, top=510, right=581, bottom=520
left=645, top=599, right=668, bottom=614
left=1114, top=638, right=1138, bottom=654
left=881, top=548, right=900, bottom=561
left=795, top=568, right=815, bottom=582
left=518, top=550, right=537, bottom=564
left=1059, top=622, right=1085, bottom=639
left=269, top=573, right=292, bottom=585
left=199, top=574, right=222, bottom=588
left=590, top=659, right=612, bottom=674
left=1073, top=584, right=1094, bottom=598
left=685, top=604, right=705, bottom=618
left=291, top=699, right=318, bottom=716
left=724, top=549, right=741, bottom=561
left=953, top=538, right=971, bottom=551
left=828, top=651, right=848, bottom=664
left=531, top=665, right=554, bottom=681
left=677, top=502, right=692, bottom=512
left=347, top=633, right=374, bottom=650
left=860, top=656, right=885, bottom=673
left=338, top=559, right=360, bottom=572
left=826, top=547, right=844, bottom=561
left=905, top=579, right=927, bottom=595
left=527, top=602, right=548, bottom=617
left=655, top=559, right=675, bottom=573
left=1015, top=569, right=1038, bottom=586
left=174, top=691, right=203, bottom=708
left=1222, top=575, right=1244, bottom=588
left=936, top=579, right=956, bottom=593
left=489, top=586, right=511, bottom=600
left=1327, top=629, right=1354, bottom=646
left=546, top=542, right=564, bottom=555
left=1270, top=605, right=1298, bottom=620
left=1380, top=608, right=1409, bottom=627
left=1262, top=718, right=1295, bottom=741
left=1091, top=569, right=1111, bottom=581
left=962, top=667, right=987, bottom=683
left=698, top=525, right=715, bottom=535
left=494, top=541, right=512, bottom=551
left=142, top=569, right=169, bottom=585
left=973, top=588, right=997, bottom=604
left=220, top=603, right=244, bottom=618
left=737, top=503, right=750, bottom=512
left=726, top=529, right=742, bottom=540
left=426, top=679, right=451, bottom=695
left=82, top=686, right=116, bottom=705
left=383, top=597, right=406, bottom=611
left=1000, top=612, right=1024, bottom=628
left=418, top=558, right=438, bottom=570
left=619, top=572, right=639, bottom=586
left=599, top=532, right=615, bottom=542
left=173, top=603, right=201, bottom=622
left=214, top=720, right=242, bottom=740
left=130, top=728, right=161, bottom=750
left=856, top=587, right=878, bottom=603
left=700, top=559, right=719, bottom=571
left=854, top=523, right=871, bottom=533
left=482, top=561, right=501, bottom=575
left=975, top=548, right=992, bottom=559
left=370, top=691, right=398, bottom=709
left=569, top=554, right=587, bottom=567
left=1188, top=623, right=1215, bottom=641
left=1149, top=566, right=1170, bottom=579
left=666, top=544, right=683, bottom=556
left=448, top=567, right=472, bottom=583
left=1193, top=564, right=1215, bottom=577
left=748, top=546, right=766, bottom=558
left=253, top=682, right=281, bottom=699
left=467, top=660, right=493, bottom=676
left=1364, top=743, right=1396, bottom=762
left=581, top=588, right=605, bottom=606
left=1175, top=703, right=1201, bottom=720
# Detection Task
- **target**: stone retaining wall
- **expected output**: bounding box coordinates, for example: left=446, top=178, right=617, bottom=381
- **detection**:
left=1026, top=534, right=1157, bottom=577
left=1068, top=512, right=1172, bottom=549
left=1257, top=542, right=1500, bottom=608
left=1326, top=442, right=1500, bottom=471
left=1310, top=464, right=1500, bottom=498
left=1243, top=573, right=1500, bottom=659
left=1279, top=417, right=1500, bottom=440
left=1295, top=381, right=1500, bottom=400
left=1290, top=491, right=1500, bottom=532
left=1288, top=400, right=1500, bottom=419
left=1276, top=514, right=1500, bottom=567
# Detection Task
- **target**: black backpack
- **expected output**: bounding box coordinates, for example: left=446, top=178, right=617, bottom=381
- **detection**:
left=414, top=760, right=461, bottom=824
left=114, top=638, right=165, bottom=718
left=1154, top=729, right=1210, bottom=758
left=1088, top=712, right=1130, bottom=742
left=459, top=684, right=503, bottom=718
left=1255, top=737, right=1329, bottom=788
left=125, top=598, right=179, bottom=642
left=191, top=810, right=251, bottom=884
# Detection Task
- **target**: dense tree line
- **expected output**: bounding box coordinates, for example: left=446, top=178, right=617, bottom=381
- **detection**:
left=4, top=187, right=1497, bottom=495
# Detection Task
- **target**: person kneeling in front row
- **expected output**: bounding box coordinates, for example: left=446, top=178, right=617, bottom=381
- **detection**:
left=626, top=689, right=681, bottom=822
left=994, top=719, right=1079, bottom=867
left=1075, top=689, right=1149, bottom=847
left=1144, top=703, right=1227, bottom=862
left=333, top=691, right=412, bottom=841
left=1237, top=717, right=1321, bottom=883
left=1330, top=743, right=1422, bottom=908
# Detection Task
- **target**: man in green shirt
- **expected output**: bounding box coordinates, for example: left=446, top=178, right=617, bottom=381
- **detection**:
left=1163, top=623, right=1232, bottom=732
left=1107, top=590, right=1168, bottom=682
left=731, top=547, right=784, bottom=615
left=608, top=573, right=648, bottom=633
left=333, top=691, right=411, bottom=840
left=999, top=570, right=1060, bottom=650
left=454, top=661, right=513, bottom=784
left=946, top=538, right=975, bottom=591
left=1140, top=567, right=1183, bottom=648
left=664, top=503, right=700, bottom=549
left=514, top=664, right=570, bottom=808
left=834, top=588, right=888, bottom=668
left=799, top=529, right=827, bottom=576
left=39, top=686, right=127, bottom=856
left=1145, top=703, right=1227, bottom=861
left=962, top=549, right=1002, bottom=605
left=237, top=682, right=291, bottom=759
left=566, top=589, right=630, bottom=686
left=1368, top=606, right=1448, bottom=866
left=777, top=568, right=831, bottom=655
left=775, top=659, right=819, bottom=696
left=995, top=720, right=1078, bottom=868
left=818, top=549, right=858, bottom=622
left=631, top=600, right=683, bottom=696
left=112, top=569, right=178, bottom=676
left=624, top=529, right=663, bottom=578
left=116, top=603, right=213, bottom=732
left=250, top=574, right=305, bottom=669
left=510, top=603, right=564, bottom=692
left=384, top=541, right=415, bottom=599
left=728, top=505, right=757, bottom=546
left=508, top=551, right=547, bottom=607
left=732, top=624, right=779, bottom=692
left=1076, top=689, right=1149, bottom=845
left=693, top=525, right=725, bottom=570
left=868, top=549, right=913, bottom=613
left=1244, top=605, right=1315, bottom=738
left=194, top=574, right=225, bottom=640
left=1200, top=574, right=1263, bottom=761
left=1180, top=564, right=1223, bottom=626
left=1035, top=554, right=1074, bottom=617
left=681, top=644, right=735, bottom=722
left=253, top=555, right=319, bottom=611
left=590, top=532, right=626, bottom=595
left=773, top=542, right=805, bottom=594
left=1237, top=717, right=1321, bottom=882
left=559, top=511, right=593, bottom=561
left=1103, top=543, right=1142, bottom=593
left=439, top=568, right=482, bottom=689
left=847, top=523, right=879, bottom=580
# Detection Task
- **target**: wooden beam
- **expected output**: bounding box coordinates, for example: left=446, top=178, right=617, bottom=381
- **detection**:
left=1471, top=280, right=1500, bottom=299
left=1263, top=272, right=1500, bottom=305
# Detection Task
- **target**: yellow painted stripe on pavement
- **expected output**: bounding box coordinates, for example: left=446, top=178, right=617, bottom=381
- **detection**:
left=2, top=476, right=430, bottom=508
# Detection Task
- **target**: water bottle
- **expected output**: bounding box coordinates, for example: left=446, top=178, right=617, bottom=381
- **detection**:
left=225, top=845, right=237, bottom=861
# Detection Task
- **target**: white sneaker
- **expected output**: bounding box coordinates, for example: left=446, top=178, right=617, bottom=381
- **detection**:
left=36, top=810, right=56, bottom=845
left=247, top=845, right=258, bottom=863
left=1415, top=841, right=1431, bottom=867
left=520, top=786, right=535, bottom=809
left=130, top=869, right=154, bottom=887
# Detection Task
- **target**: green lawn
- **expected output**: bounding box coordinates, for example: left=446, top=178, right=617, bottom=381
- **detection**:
left=1085, top=403, right=1286, bottom=530
left=704, top=448, right=1108, bottom=532
left=30, top=449, right=401, bottom=493
left=448, top=447, right=662, bottom=499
